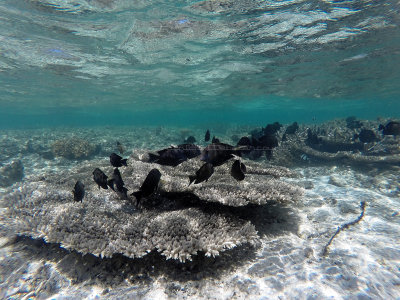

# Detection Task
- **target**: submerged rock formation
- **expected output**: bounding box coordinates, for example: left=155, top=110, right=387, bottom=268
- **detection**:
left=51, top=138, right=99, bottom=159
left=0, top=160, right=24, bottom=187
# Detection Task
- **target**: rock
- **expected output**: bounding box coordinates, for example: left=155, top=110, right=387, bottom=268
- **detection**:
left=328, top=175, right=348, bottom=187
left=51, top=138, right=99, bottom=160
left=0, top=160, right=24, bottom=187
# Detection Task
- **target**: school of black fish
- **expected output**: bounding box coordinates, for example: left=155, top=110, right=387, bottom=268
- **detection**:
left=73, top=120, right=397, bottom=206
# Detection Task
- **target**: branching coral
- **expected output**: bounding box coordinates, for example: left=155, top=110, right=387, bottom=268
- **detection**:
left=0, top=153, right=302, bottom=262
left=1, top=182, right=258, bottom=262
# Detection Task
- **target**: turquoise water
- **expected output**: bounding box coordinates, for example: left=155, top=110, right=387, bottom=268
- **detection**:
left=2, top=2, right=400, bottom=299
left=1, top=0, right=400, bottom=128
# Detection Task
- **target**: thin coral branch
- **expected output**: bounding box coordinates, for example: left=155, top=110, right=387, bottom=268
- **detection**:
left=322, top=201, right=366, bottom=256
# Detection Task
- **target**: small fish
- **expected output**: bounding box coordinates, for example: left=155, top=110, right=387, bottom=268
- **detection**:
left=189, top=162, right=214, bottom=185
left=354, top=129, right=379, bottom=143
left=306, top=129, right=322, bottom=145
left=379, top=121, right=400, bottom=136
left=284, top=122, right=299, bottom=135
left=93, top=168, right=108, bottom=189
left=230, top=160, right=246, bottom=181
left=108, top=168, right=128, bottom=199
left=132, top=169, right=161, bottom=207
left=178, top=143, right=201, bottom=159
left=205, top=129, right=210, bottom=142
left=148, top=147, right=187, bottom=166
left=236, top=136, right=253, bottom=154
left=110, top=153, right=128, bottom=167
left=184, top=136, right=196, bottom=144
left=212, top=136, right=220, bottom=143
left=72, top=180, right=85, bottom=202
left=200, top=142, right=238, bottom=166
left=116, top=141, right=125, bottom=154
left=263, top=122, right=282, bottom=135
left=257, top=134, right=279, bottom=149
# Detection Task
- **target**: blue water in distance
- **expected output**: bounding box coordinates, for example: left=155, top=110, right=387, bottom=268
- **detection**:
left=0, top=0, right=399, bottom=128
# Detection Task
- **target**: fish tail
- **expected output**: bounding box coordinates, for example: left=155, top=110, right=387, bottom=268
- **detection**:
left=121, top=159, right=128, bottom=166
left=148, top=153, right=159, bottom=162
left=132, top=191, right=142, bottom=207
left=188, top=175, right=196, bottom=186
left=107, top=179, right=115, bottom=190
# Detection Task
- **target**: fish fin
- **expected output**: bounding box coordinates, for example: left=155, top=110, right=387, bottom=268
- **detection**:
left=132, top=191, right=142, bottom=207
left=121, top=159, right=128, bottom=166
left=148, top=153, right=159, bottom=162
left=107, top=179, right=115, bottom=190
left=132, top=191, right=142, bottom=200
left=188, top=175, right=196, bottom=186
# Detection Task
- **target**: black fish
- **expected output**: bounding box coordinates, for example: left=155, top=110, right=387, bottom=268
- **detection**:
left=200, top=142, right=238, bottom=166
left=132, top=169, right=161, bottom=206
left=205, top=129, right=210, bottom=142
left=237, top=136, right=252, bottom=146
left=93, top=168, right=108, bottom=189
left=108, top=168, right=128, bottom=198
left=110, top=153, right=128, bottom=167
left=72, top=180, right=85, bottom=202
left=148, top=147, right=187, bottom=166
left=251, top=134, right=278, bottom=161
left=212, top=136, right=220, bottom=143
left=263, top=122, right=282, bottom=135
left=237, top=136, right=253, bottom=154
left=230, top=160, right=246, bottom=181
left=178, top=143, right=201, bottom=159
left=257, top=134, right=278, bottom=149
left=184, top=136, right=196, bottom=144
left=116, top=141, right=124, bottom=154
left=379, top=121, right=400, bottom=136
left=189, top=163, right=214, bottom=185
left=306, top=129, right=323, bottom=145
left=285, top=122, right=299, bottom=135
left=354, top=129, right=379, bottom=143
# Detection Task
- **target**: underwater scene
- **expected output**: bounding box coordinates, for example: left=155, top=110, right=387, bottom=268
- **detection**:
left=1, top=0, right=400, bottom=299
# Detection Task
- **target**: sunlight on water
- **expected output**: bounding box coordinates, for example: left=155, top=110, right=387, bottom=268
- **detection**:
left=0, top=1, right=400, bottom=300
left=0, top=0, right=399, bottom=126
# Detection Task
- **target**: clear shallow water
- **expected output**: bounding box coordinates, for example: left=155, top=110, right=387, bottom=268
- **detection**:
left=0, top=0, right=400, bottom=127
left=1, top=1, right=400, bottom=300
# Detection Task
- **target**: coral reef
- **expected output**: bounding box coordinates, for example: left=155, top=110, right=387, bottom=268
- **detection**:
left=0, top=153, right=302, bottom=262
left=0, top=160, right=24, bottom=187
left=1, top=181, right=257, bottom=262
left=272, top=118, right=400, bottom=168
left=51, top=138, right=99, bottom=159
left=129, top=153, right=303, bottom=206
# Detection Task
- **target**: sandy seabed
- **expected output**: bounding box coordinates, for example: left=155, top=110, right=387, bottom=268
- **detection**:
left=0, top=124, right=399, bottom=299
